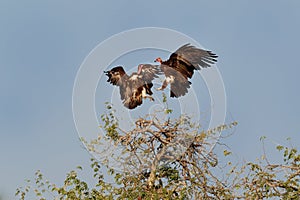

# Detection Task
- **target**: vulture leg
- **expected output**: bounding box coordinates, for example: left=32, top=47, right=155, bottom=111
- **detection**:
left=156, top=79, right=169, bottom=91
left=142, top=88, right=154, bottom=101
left=144, top=96, right=154, bottom=101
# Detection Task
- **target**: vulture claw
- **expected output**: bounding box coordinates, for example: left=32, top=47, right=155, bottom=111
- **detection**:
left=145, top=96, right=155, bottom=101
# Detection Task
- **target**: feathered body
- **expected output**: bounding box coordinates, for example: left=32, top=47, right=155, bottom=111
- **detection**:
left=104, top=64, right=160, bottom=109
left=155, top=44, right=218, bottom=97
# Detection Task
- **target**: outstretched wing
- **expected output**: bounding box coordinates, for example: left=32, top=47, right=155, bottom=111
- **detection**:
left=105, top=66, right=127, bottom=86
left=105, top=66, right=129, bottom=103
left=138, top=64, right=161, bottom=95
left=139, top=64, right=161, bottom=82
left=167, top=43, right=218, bottom=79
left=160, top=44, right=218, bottom=98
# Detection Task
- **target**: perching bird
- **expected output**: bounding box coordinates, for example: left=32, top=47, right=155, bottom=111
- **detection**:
left=104, top=64, right=161, bottom=109
left=154, top=43, right=218, bottom=98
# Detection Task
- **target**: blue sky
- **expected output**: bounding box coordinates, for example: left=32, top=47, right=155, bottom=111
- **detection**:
left=1, top=1, right=300, bottom=199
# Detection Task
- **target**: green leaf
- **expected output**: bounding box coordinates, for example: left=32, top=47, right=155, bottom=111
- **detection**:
left=165, top=109, right=173, bottom=114
left=162, top=93, right=167, bottom=103
left=276, top=145, right=284, bottom=151
left=260, top=136, right=266, bottom=141
left=223, top=150, right=232, bottom=156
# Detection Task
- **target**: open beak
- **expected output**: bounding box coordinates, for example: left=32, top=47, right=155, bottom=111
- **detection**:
left=104, top=71, right=111, bottom=77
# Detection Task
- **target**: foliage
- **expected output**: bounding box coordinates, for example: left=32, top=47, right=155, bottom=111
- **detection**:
left=16, top=104, right=300, bottom=199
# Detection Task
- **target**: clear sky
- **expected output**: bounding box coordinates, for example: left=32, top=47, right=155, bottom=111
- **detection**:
left=1, top=1, right=300, bottom=199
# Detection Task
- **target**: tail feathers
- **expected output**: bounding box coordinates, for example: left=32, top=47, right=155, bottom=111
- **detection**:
left=123, top=95, right=143, bottom=109
left=145, top=83, right=153, bottom=95
left=170, top=81, right=191, bottom=98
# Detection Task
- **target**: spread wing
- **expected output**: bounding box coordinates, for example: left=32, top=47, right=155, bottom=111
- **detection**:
left=162, top=66, right=191, bottom=98
left=105, top=66, right=128, bottom=101
left=160, top=44, right=218, bottom=98
left=105, top=66, right=126, bottom=86
left=168, top=43, right=218, bottom=79
left=138, top=64, right=162, bottom=95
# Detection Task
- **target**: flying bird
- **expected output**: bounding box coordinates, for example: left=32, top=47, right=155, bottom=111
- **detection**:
left=104, top=64, right=161, bottom=109
left=154, top=43, right=218, bottom=98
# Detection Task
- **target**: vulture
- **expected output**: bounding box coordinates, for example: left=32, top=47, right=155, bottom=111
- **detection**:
left=104, top=64, right=161, bottom=109
left=154, top=43, right=218, bottom=98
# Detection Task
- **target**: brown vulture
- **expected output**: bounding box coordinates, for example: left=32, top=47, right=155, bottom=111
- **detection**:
left=104, top=64, right=161, bottom=109
left=154, top=43, right=218, bottom=98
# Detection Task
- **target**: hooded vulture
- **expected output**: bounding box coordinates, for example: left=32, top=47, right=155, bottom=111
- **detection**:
left=104, top=64, right=161, bottom=109
left=154, top=43, right=218, bottom=98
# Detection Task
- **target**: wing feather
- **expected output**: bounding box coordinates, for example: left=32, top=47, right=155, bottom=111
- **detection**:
left=139, top=64, right=161, bottom=95
left=159, top=44, right=218, bottom=98
left=139, top=64, right=162, bottom=82
left=168, top=43, right=218, bottom=78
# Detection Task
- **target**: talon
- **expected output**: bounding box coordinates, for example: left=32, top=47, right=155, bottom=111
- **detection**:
left=146, top=96, right=155, bottom=101
left=156, top=87, right=163, bottom=91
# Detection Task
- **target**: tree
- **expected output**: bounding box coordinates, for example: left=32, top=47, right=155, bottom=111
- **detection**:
left=16, top=103, right=300, bottom=199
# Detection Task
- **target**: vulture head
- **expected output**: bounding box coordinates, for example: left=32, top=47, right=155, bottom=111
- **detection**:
left=154, top=57, right=163, bottom=63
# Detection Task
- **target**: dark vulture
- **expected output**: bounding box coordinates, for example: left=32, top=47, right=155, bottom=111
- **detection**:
left=154, top=43, right=218, bottom=98
left=104, top=64, right=161, bottom=109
